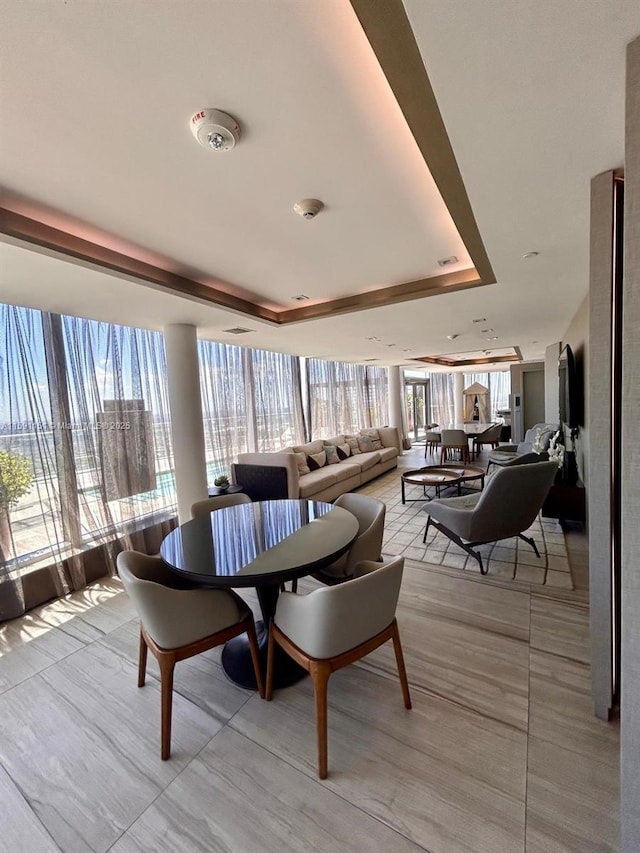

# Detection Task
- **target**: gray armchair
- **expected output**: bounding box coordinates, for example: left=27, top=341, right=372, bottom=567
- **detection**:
left=422, top=461, right=558, bottom=574
left=487, top=422, right=558, bottom=471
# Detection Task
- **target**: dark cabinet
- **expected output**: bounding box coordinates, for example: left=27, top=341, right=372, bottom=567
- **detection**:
left=541, top=481, right=586, bottom=523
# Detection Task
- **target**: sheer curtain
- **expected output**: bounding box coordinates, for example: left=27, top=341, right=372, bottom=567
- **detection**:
left=1, top=306, right=176, bottom=622
left=198, top=341, right=306, bottom=477
left=428, top=373, right=454, bottom=427
left=305, top=359, right=388, bottom=437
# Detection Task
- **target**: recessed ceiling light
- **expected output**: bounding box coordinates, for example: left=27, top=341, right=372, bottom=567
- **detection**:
left=481, top=328, right=493, bottom=333
left=402, top=349, right=411, bottom=353
left=386, top=343, right=397, bottom=347
left=472, top=318, right=487, bottom=323
left=437, top=255, right=458, bottom=267
left=223, top=327, right=254, bottom=335
left=292, top=294, right=309, bottom=301
left=522, top=251, right=539, bottom=259
left=363, top=358, right=379, bottom=362
left=487, top=336, right=499, bottom=341
left=366, top=336, right=381, bottom=342
left=446, top=334, right=459, bottom=340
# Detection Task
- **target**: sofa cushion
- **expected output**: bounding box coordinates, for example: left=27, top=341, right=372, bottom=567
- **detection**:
left=324, top=444, right=340, bottom=465
left=332, top=461, right=362, bottom=483
left=293, top=439, right=325, bottom=456
left=294, top=451, right=310, bottom=475
left=336, top=443, right=350, bottom=460
left=307, top=450, right=327, bottom=470
left=298, top=468, right=338, bottom=498
left=357, top=434, right=375, bottom=453
left=378, top=446, right=398, bottom=463
left=345, top=435, right=362, bottom=455
left=357, top=450, right=381, bottom=471
left=323, top=435, right=346, bottom=447
left=359, top=428, right=382, bottom=450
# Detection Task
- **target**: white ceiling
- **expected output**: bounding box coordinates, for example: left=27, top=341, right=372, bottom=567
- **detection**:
left=1, top=0, right=639, bottom=367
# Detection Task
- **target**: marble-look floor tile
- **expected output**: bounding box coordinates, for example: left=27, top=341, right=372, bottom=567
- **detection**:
left=0, top=614, right=84, bottom=694
left=529, top=650, right=619, bottom=767
left=0, top=763, right=61, bottom=852
left=360, top=601, right=529, bottom=730
left=401, top=562, right=529, bottom=640
left=530, top=596, right=590, bottom=662
left=101, top=619, right=254, bottom=724
left=111, top=727, right=423, bottom=853
left=231, top=666, right=526, bottom=853
left=526, top=736, right=619, bottom=853
left=0, top=642, right=221, bottom=853
left=34, top=577, right=136, bottom=643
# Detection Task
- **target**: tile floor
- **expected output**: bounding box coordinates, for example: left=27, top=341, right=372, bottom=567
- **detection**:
left=0, top=448, right=619, bottom=853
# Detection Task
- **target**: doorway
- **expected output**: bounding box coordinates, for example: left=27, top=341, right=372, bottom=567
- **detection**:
left=405, top=380, right=430, bottom=444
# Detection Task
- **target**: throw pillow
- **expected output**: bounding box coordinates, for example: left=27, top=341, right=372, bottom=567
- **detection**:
left=307, top=450, right=327, bottom=470
left=345, top=435, right=362, bottom=455
left=294, top=451, right=310, bottom=475
left=359, top=428, right=382, bottom=450
left=336, top=443, right=351, bottom=460
left=357, top=434, right=375, bottom=453
left=324, top=444, right=340, bottom=465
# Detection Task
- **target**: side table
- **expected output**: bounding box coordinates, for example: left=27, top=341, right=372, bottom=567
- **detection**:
left=208, top=484, right=245, bottom=498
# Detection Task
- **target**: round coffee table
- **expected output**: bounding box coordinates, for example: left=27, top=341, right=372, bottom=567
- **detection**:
left=401, top=465, right=486, bottom=503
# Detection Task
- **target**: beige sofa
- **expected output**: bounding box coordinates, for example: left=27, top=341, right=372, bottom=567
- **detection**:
left=233, top=426, right=402, bottom=503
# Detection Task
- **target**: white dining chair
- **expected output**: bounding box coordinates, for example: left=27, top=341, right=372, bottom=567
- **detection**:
left=266, top=556, right=411, bottom=778
left=190, top=492, right=251, bottom=518
left=117, top=550, right=264, bottom=759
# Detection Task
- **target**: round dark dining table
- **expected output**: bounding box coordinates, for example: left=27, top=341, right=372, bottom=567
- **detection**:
left=160, top=499, right=358, bottom=690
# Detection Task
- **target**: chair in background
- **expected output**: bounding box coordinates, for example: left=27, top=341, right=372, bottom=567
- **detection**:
left=487, top=422, right=558, bottom=472
left=311, top=493, right=386, bottom=586
left=190, top=492, right=251, bottom=518
left=439, top=429, right=470, bottom=464
left=424, top=425, right=441, bottom=457
left=422, top=461, right=558, bottom=574
left=266, top=556, right=411, bottom=778
left=471, top=423, right=502, bottom=458
left=117, top=551, right=264, bottom=760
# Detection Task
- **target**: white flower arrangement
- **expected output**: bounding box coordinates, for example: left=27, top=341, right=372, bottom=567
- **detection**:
left=533, top=428, right=565, bottom=468
left=547, top=430, right=565, bottom=468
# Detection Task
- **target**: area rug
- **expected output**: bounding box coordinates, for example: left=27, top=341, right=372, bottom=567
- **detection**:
left=359, top=469, right=573, bottom=590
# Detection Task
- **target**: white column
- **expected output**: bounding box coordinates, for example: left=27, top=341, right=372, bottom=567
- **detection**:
left=453, top=372, right=464, bottom=425
left=387, top=366, right=406, bottom=448
left=164, top=324, right=208, bottom=524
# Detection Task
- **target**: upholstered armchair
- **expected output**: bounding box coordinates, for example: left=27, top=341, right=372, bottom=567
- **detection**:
left=422, top=461, right=558, bottom=574
left=266, top=556, right=411, bottom=778
left=487, top=422, right=558, bottom=471
left=117, top=551, right=263, bottom=759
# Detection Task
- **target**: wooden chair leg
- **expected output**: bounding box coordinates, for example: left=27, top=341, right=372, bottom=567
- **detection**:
left=391, top=619, right=412, bottom=710
left=138, top=627, right=148, bottom=688
left=310, top=661, right=331, bottom=779
left=158, top=653, right=176, bottom=760
left=246, top=618, right=265, bottom=699
left=265, top=623, right=276, bottom=701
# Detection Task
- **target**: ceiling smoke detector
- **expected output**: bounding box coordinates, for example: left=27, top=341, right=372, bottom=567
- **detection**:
left=293, top=198, right=324, bottom=219
left=190, top=109, right=241, bottom=151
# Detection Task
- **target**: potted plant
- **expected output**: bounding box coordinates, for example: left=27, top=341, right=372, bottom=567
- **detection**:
left=0, top=449, right=33, bottom=562
left=213, top=474, right=230, bottom=492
